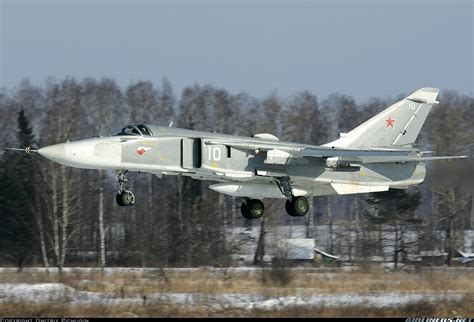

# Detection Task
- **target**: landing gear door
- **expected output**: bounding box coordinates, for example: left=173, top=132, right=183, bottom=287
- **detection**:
left=182, top=138, right=201, bottom=169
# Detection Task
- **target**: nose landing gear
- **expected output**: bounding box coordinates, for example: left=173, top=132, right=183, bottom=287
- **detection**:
left=116, top=190, right=135, bottom=207
left=116, top=170, right=135, bottom=207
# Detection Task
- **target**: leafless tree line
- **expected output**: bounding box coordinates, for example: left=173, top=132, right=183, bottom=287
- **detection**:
left=0, top=77, right=472, bottom=268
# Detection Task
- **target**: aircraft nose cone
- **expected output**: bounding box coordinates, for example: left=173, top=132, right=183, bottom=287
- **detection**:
left=38, top=143, right=67, bottom=164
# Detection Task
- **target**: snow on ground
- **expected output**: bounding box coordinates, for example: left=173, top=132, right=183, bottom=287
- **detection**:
left=1, top=265, right=472, bottom=275
left=0, top=267, right=356, bottom=275
left=0, top=283, right=75, bottom=303
left=0, top=267, right=472, bottom=311
left=0, top=282, right=466, bottom=310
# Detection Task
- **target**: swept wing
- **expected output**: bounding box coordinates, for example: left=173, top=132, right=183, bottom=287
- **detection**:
left=203, top=138, right=464, bottom=164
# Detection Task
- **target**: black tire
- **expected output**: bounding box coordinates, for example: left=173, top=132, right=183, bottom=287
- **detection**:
left=116, top=193, right=125, bottom=206
left=293, top=196, right=310, bottom=216
left=241, top=199, right=264, bottom=219
left=248, top=199, right=264, bottom=219
left=285, top=200, right=297, bottom=217
left=285, top=196, right=309, bottom=217
left=240, top=202, right=252, bottom=219
left=120, top=191, right=135, bottom=206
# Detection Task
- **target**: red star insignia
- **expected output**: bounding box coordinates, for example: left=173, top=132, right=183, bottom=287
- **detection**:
left=136, top=146, right=151, bottom=155
left=385, top=116, right=396, bottom=128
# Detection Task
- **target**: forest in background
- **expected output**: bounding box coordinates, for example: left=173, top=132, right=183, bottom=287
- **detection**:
left=0, top=77, right=473, bottom=269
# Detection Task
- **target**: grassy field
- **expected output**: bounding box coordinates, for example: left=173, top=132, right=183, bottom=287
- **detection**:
left=0, top=266, right=472, bottom=317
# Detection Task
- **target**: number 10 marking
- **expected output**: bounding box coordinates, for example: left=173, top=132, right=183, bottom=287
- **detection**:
left=208, top=146, right=221, bottom=161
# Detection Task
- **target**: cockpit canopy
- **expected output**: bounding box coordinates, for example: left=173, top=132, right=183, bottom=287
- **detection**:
left=113, top=124, right=153, bottom=136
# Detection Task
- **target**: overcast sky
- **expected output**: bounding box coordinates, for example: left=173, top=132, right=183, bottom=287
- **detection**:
left=1, top=0, right=472, bottom=100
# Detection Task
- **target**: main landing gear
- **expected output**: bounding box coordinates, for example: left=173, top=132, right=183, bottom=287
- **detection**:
left=239, top=176, right=310, bottom=219
left=116, top=170, right=135, bottom=207
left=241, top=198, right=265, bottom=219
left=285, top=196, right=310, bottom=217
left=276, top=176, right=310, bottom=217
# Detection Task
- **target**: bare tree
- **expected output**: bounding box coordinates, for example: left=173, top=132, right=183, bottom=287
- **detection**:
left=82, top=78, right=125, bottom=268
left=424, top=91, right=474, bottom=265
left=38, top=78, right=87, bottom=270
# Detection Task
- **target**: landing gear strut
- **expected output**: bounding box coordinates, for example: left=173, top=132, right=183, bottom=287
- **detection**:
left=116, top=170, right=135, bottom=207
left=275, top=176, right=310, bottom=217
left=241, top=198, right=265, bottom=219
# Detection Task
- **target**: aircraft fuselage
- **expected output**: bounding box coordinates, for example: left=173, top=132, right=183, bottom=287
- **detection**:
left=22, top=87, right=464, bottom=218
left=38, top=125, right=425, bottom=199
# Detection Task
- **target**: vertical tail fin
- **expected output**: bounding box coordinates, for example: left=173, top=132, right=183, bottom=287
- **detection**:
left=324, top=88, right=439, bottom=149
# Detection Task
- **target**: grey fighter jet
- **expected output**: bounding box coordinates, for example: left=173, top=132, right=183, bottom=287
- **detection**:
left=7, top=88, right=466, bottom=219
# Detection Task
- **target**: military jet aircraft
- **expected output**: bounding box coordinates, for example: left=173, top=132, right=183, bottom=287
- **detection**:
left=6, top=88, right=466, bottom=219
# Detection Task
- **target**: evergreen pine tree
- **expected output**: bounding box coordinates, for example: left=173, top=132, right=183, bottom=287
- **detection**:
left=0, top=109, right=37, bottom=268
left=365, top=189, right=421, bottom=269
